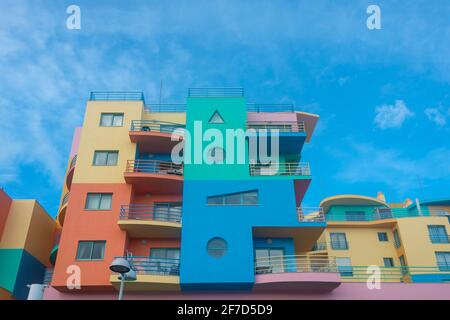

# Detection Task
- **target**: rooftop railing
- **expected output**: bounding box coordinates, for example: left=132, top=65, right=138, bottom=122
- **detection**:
left=297, top=207, right=325, bottom=222
left=144, top=104, right=187, bottom=112
left=247, top=120, right=306, bottom=133
left=119, top=204, right=182, bottom=223
left=89, top=91, right=145, bottom=101
left=130, top=120, right=185, bottom=133
left=125, top=160, right=183, bottom=176
left=254, top=255, right=337, bottom=274
left=247, top=103, right=296, bottom=112
left=115, top=256, right=180, bottom=276
left=188, top=87, right=244, bottom=98
left=249, top=162, right=311, bottom=177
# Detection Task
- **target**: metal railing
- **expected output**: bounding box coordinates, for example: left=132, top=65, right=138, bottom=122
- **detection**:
left=144, top=104, right=187, bottom=112
left=89, top=91, right=145, bottom=101
left=125, top=160, right=183, bottom=176
left=297, top=207, right=325, bottom=222
left=326, top=208, right=450, bottom=222
left=188, top=87, right=244, bottom=98
left=115, top=256, right=180, bottom=276
left=43, top=268, right=54, bottom=285
left=247, top=121, right=305, bottom=133
left=254, top=255, right=337, bottom=274
left=339, top=266, right=450, bottom=282
left=69, top=154, right=77, bottom=170
left=249, top=162, right=311, bottom=176
left=429, top=235, right=450, bottom=244
left=119, top=204, right=182, bottom=223
left=130, top=120, right=185, bottom=133
left=247, top=104, right=296, bottom=113
left=311, top=241, right=328, bottom=251
left=61, top=192, right=70, bottom=207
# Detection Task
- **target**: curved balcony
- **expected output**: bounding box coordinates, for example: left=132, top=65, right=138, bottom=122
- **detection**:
left=65, top=154, right=77, bottom=190
left=118, top=204, right=182, bottom=238
left=297, top=207, right=325, bottom=223
left=110, top=256, right=180, bottom=291
left=129, top=120, right=184, bottom=153
left=124, top=160, right=183, bottom=194
left=253, top=255, right=341, bottom=292
left=56, top=192, right=70, bottom=227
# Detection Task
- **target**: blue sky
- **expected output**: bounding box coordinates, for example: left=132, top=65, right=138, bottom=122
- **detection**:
left=0, top=0, right=450, bottom=216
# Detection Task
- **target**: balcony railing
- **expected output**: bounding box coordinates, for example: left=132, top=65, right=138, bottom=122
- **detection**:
left=326, top=208, right=450, bottom=222
left=188, top=87, right=244, bottom=98
left=89, top=91, right=145, bottom=101
left=125, top=160, right=183, bottom=176
left=61, top=192, right=69, bottom=206
left=69, top=154, right=77, bottom=170
left=116, top=256, right=180, bottom=276
left=338, top=266, right=450, bottom=282
left=43, top=268, right=54, bottom=285
left=430, top=235, right=450, bottom=244
left=130, top=120, right=185, bottom=133
left=249, top=162, right=311, bottom=176
left=297, top=207, right=325, bottom=222
left=254, top=255, right=337, bottom=274
left=144, top=104, right=187, bottom=112
left=247, top=121, right=306, bottom=133
left=311, top=241, right=328, bottom=251
left=120, top=204, right=182, bottom=223
left=247, top=103, right=296, bottom=113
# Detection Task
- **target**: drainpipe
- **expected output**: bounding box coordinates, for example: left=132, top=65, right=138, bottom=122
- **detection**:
left=415, top=198, right=422, bottom=216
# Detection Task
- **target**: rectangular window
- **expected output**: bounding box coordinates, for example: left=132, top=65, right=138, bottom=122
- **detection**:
left=93, top=151, right=118, bottom=166
left=345, top=211, right=366, bottom=221
left=378, top=232, right=388, bottom=242
left=149, top=248, right=180, bottom=275
left=100, top=113, right=124, bottom=127
left=336, top=257, right=353, bottom=277
left=85, top=193, right=112, bottom=210
left=330, top=233, right=348, bottom=250
left=428, top=225, right=449, bottom=244
left=383, top=257, right=395, bottom=267
left=254, top=248, right=285, bottom=274
left=76, top=241, right=106, bottom=260
left=153, top=202, right=182, bottom=222
left=436, top=252, right=450, bottom=271
left=207, top=190, right=258, bottom=206
left=393, top=229, right=402, bottom=248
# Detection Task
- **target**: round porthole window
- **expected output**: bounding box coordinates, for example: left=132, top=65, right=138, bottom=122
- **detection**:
left=207, top=237, right=227, bottom=258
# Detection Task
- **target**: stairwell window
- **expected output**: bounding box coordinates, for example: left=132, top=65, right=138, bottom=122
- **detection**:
left=330, top=233, right=348, bottom=250
left=93, top=151, right=118, bottom=166
left=378, top=232, right=388, bottom=242
left=207, top=190, right=258, bottom=206
left=76, top=241, right=106, bottom=260
left=85, top=193, right=112, bottom=210
left=100, top=113, right=123, bottom=127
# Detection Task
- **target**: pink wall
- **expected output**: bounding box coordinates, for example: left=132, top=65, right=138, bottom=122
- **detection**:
left=130, top=194, right=182, bottom=205
left=0, top=188, right=12, bottom=240
left=43, top=282, right=450, bottom=300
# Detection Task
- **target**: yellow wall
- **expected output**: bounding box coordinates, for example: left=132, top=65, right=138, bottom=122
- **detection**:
left=0, top=200, right=56, bottom=266
left=142, top=112, right=186, bottom=124
left=396, top=216, right=450, bottom=267
left=73, top=101, right=144, bottom=184
left=322, top=227, right=400, bottom=266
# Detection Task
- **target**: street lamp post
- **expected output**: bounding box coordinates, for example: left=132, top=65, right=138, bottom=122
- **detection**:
left=110, top=257, right=137, bottom=300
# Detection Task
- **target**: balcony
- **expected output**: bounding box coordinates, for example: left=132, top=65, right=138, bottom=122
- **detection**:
left=124, top=160, right=183, bottom=194
left=250, top=162, right=311, bottom=205
left=129, top=120, right=185, bottom=153
left=65, top=154, right=77, bottom=190
left=56, top=192, right=70, bottom=226
left=118, top=204, right=182, bottom=238
left=253, top=255, right=341, bottom=292
left=110, top=256, right=180, bottom=291
left=311, top=241, right=328, bottom=252
left=297, top=207, right=325, bottom=223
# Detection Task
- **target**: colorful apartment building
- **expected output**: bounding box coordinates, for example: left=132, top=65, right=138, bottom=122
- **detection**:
left=0, top=188, right=57, bottom=300
left=43, top=89, right=450, bottom=300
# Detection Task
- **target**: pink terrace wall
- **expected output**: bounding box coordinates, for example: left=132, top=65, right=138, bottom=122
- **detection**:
left=43, top=283, right=450, bottom=300
left=0, top=188, right=12, bottom=239
left=70, top=127, right=82, bottom=157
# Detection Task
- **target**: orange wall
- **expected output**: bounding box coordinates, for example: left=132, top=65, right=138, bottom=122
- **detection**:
left=130, top=193, right=182, bottom=205
left=0, top=189, right=12, bottom=240
left=52, top=183, right=132, bottom=291
left=127, top=238, right=180, bottom=256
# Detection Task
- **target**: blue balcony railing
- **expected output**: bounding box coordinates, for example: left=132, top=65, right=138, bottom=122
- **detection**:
left=188, top=87, right=244, bottom=98
left=116, top=256, right=180, bottom=276
left=119, top=204, right=182, bottom=223
left=89, top=91, right=145, bottom=101
left=130, top=120, right=185, bottom=133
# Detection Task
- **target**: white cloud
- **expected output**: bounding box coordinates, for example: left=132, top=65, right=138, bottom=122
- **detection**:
left=424, top=107, right=449, bottom=126
left=374, top=100, right=415, bottom=129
